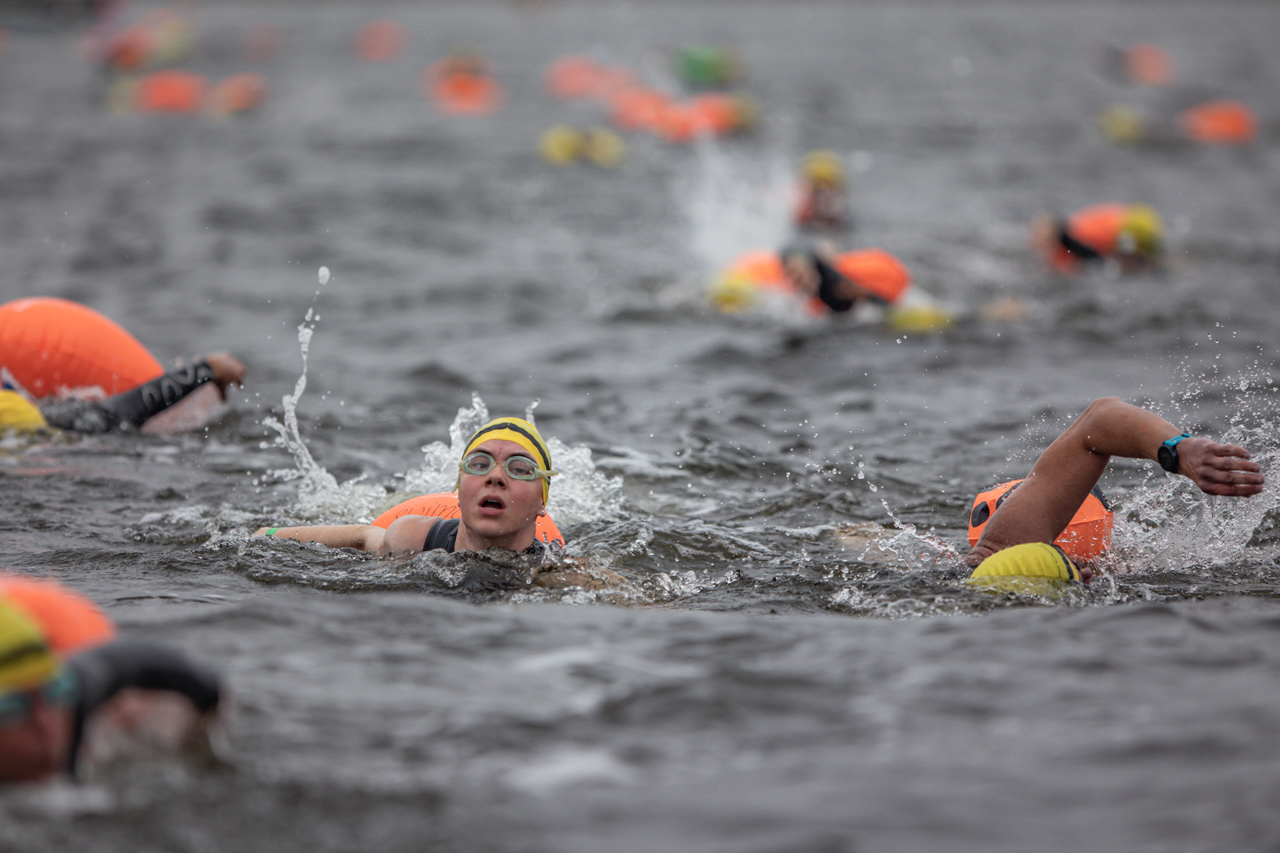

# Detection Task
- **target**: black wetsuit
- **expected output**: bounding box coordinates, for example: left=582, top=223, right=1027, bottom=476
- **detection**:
left=782, top=247, right=886, bottom=314
left=65, top=639, right=221, bottom=776
left=38, top=361, right=217, bottom=434
left=420, top=518, right=546, bottom=555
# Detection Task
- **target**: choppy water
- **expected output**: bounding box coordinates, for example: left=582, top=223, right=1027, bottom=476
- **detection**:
left=3, top=1, right=1280, bottom=850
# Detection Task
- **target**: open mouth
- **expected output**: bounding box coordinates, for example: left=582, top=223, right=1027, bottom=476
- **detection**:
left=480, top=497, right=505, bottom=510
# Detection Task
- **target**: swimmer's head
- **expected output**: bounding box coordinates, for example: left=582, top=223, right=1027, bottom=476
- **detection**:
left=0, top=391, right=46, bottom=434
left=800, top=150, right=845, bottom=188
left=461, top=417, right=554, bottom=504
left=0, top=600, right=59, bottom=693
left=1119, top=204, right=1163, bottom=258
left=969, top=542, right=1085, bottom=585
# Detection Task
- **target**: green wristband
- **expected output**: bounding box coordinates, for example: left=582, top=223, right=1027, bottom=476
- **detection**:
left=265, top=527, right=280, bottom=536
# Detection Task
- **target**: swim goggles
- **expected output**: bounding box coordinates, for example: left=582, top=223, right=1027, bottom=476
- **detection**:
left=459, top=451, right=557, bottom=482
left=0, top=667, right=77, bottom=729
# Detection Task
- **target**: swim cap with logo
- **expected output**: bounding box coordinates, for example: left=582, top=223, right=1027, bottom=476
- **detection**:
left=0, top=600, right=59, bottom=692
left=461, top=417, right=555, bottom=503
left=967, top=542, right=1083, bottom=594
left=0, top=390, right=47, bottom=433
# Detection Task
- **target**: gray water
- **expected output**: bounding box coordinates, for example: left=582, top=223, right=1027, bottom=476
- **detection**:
left=3, top=1, right=1280, bottom=850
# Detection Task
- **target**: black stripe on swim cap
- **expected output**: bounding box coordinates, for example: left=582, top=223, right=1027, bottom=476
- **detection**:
left=1049, top=544, right=1080, bottom=582
left=468, top=421, right=551, bottom=470
left=0, top=640, right=50, bottom=671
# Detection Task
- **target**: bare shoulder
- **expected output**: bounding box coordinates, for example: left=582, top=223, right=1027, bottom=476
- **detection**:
left=381, top=515, right=442, bottom=555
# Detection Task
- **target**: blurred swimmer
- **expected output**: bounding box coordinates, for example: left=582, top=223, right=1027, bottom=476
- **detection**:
left=779, top=244, right=889, bottom=313
left=966, top=397, right=1264, bottom=585
left=794, top=150, right=852, bottom=232
left=0, top=352, right=246, bottom=435
left=0, top=597, right=223, bottom=784
left=1032, top=203, right=1163, bottom=273
left=256, top=417, right=556, bottom=556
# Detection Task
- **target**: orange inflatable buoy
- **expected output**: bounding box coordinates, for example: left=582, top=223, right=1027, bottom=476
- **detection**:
left=545, top=55, right=601, bottom=99
left=0, top=298, right=163, bottom=398
left=967, top=480, right=1113, bottom=561
left=355, top=20, right=405, bottom=62
left=135, top=70, right=206, bottom=113
left=833, top=249, right=911, bottom=304
left=609, top=87, right=670, bottom=132
left=425, top=63, right=503, bottom=115
left=372, top=492, right=564, bottom=546
left=0, top=574, right=116, bottom=655
left=1180, top=100, right=1256, bottom=145
left=1126, top=43, right=1172, bottom=86
left=208, top=73, right=267, bottom=116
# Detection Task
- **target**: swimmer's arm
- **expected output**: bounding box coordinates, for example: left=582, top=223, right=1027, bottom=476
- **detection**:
left=968, top=397, right=1264, bottom=565
left=378, top=516, right=437, bottom=556
left=253, top=524, right=385, bottom=552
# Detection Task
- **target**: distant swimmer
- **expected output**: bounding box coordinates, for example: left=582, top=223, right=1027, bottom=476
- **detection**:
left=779, top=244, right=906, bottom=314
left=794, top=150, right=852, bottom=233
left=965, top=397, right=1264, bottom=586
left=0, top=596, right=223, bottom=784
left=1032, top=203, right=1163, bottom=274
left=257, top=417, right=558, bottom=557
left=0, top=352, right=246, bottom=435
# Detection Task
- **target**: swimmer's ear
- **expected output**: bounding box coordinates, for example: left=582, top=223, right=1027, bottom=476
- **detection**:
left=538, top=507, right=547, bottom=517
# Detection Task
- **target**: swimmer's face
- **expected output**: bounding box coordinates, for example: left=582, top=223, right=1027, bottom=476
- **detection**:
left=456, top=439, right=546, bottom=549
left=781, top=253, right=819, bottom=294
left=0, top=689, right=72, bottom=783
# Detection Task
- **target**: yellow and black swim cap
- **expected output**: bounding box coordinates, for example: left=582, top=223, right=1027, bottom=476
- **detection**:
left=0, top=390, right=47, bottom=433
left=461, top=417, right=554, bottom=503
left=967, top=542, right=1083, bottom=594
left=0, top=599, right=59, bottom=693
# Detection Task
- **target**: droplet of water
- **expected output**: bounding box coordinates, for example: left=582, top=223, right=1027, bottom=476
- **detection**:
left=318, top=266, right=330, bottom=285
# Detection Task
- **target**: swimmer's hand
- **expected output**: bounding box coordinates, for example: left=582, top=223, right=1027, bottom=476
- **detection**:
left=204, top=352, right=247, bottom=400
left=1176, top=437, right=1265, bottom=496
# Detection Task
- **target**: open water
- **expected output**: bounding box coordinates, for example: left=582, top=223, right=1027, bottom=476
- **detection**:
left=3, top=1, right=1280, bottom=850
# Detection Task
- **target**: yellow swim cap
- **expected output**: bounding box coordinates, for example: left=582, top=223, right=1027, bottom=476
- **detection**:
left=708, top=272, right=758, bottom=313
left=461, top=417, right=554, bottom=504
left=967, top=542, right=1083, bottom=594
left=0, top=390, right=47, bottom=433
left=801, top=150, right=845, bottom=187
left=1120, top=204, right=1163, bottom=258
left=0, top=599, right=59, bottom=692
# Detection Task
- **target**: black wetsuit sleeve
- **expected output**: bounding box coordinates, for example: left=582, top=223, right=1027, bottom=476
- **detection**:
left=1058, top=220, right=1103, bottom=261
left=64, top=639, right=222, bottom=775
left=40, top=361, right=215, bottom=434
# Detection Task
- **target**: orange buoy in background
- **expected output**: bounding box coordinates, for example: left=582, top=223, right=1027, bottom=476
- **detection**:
left=968, top=480, right=1113, bottom=561
left=833, top=250, right=912, bottom=304
left=545, top=55, right=602, bottom=99
left=0, top=297, right=163, bottom=397
left=371, top=492, right=564, bottom=546
left=135, top=69, right=206, bottom=113
left=1126, top=43, right=1172, bottom=86
left=355, top=20, right=405, bottom=62
left=609, top=87, right=670, bottom=132
left=0, top=574, right=116, bottom=655
left=426, top=54, right=503, bottom=115
left=208, top=73, right=266, bottom=116
left=1181, top=100, right=1256, bottom=144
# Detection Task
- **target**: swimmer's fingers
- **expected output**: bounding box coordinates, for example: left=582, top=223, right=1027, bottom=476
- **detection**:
left=204, top=352, right=247, bottom=400
left=1179, top=439, right=1265, bottom=496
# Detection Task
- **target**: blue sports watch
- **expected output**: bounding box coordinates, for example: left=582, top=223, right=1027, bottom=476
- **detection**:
left=1157, top=433, right=1191, bottom=474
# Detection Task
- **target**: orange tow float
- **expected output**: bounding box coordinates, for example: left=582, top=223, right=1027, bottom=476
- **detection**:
left=968, top=479, right=1113, bottom=561
left=0, top=297, right=163, bottom=397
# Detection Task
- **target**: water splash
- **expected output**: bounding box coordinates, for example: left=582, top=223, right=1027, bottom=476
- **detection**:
left=678, top=143, right=795, bottom=286
left=1110, top=361, right=1280, bottom=571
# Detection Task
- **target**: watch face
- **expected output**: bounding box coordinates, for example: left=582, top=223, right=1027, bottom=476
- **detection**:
left=1158, top=444, right=1176, bottom=472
